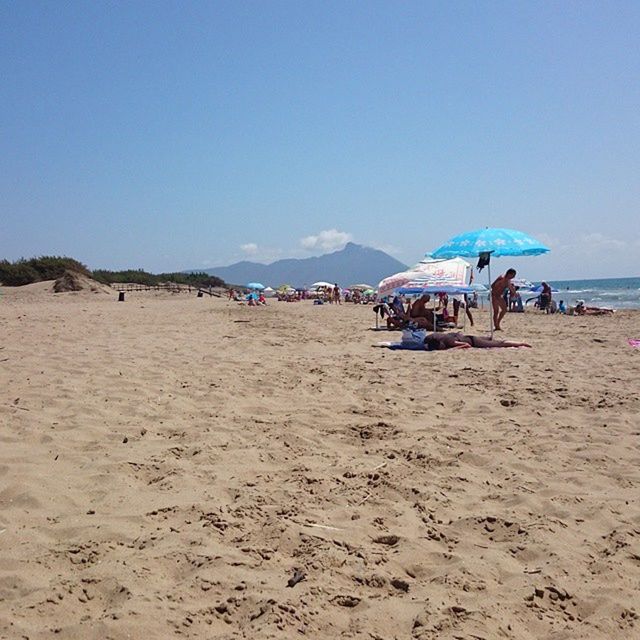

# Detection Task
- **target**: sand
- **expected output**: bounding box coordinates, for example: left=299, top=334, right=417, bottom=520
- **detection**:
left=1, top=285, right=639, bottom=639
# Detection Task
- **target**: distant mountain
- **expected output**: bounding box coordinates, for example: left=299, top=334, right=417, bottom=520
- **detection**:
left=200, top=243, right=408, bottom=288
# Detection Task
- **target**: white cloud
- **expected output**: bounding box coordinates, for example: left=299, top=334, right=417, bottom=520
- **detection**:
left=575, top=233, right=626, bottom=251
left=300, top=229, right=352, bottom=251
left=240, top=243, right=259, bottom=255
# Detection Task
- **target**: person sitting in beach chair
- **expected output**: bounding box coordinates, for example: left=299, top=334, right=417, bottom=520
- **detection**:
left=409, top=294, right=437, bottom=330
left=373, top=296, right=408, bottom=330
left=386, top=296, right=411, bottom=329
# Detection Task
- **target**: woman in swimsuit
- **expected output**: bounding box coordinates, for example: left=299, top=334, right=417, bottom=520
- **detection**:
left=423, top=332, right=531, bottom=351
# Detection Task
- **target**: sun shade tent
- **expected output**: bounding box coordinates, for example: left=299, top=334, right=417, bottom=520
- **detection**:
left=374, top=258, right=475, bottom=330
left=397, top=265, right=476, bottom=331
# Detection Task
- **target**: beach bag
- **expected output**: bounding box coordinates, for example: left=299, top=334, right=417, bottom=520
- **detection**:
left=401, top=327, right=426, bottom=345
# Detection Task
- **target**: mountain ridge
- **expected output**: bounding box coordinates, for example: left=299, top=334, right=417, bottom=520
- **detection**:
left=197, top=243, right=408, bottom=288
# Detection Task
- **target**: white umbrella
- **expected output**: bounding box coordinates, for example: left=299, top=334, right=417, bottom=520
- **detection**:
left=350, top=283, right=374, bottom=291
left=378, top=257, right=472, bottom=298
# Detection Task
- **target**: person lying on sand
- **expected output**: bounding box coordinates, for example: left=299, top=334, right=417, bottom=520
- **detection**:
left=574, top=300, right=614, bottom=316
left=423, top=332, right=531, bottom=351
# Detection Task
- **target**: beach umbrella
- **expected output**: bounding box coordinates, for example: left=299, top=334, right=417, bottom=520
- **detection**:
left=246, top=282, right=265, bottom=290
left=431, top=228, right=550, bottom=335
left=378, top=257, right=472, bottom=299
left=397, top=278, right=476, bottom=330
left=311, top=281, right=334, bottom=289
left=431, top=228, right=550, bottom=259
left=511, top=278, right=535, bottom=290
left=350, top=283, right=373, bottom=291
left=526, top=283, right=559, bottom=294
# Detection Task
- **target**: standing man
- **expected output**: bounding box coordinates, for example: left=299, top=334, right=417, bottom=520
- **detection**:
left=333, top=284, right=341, bottom=305
left=491, top=268, right=517, bottom=330
left=540, top=282, right=552, bottom=313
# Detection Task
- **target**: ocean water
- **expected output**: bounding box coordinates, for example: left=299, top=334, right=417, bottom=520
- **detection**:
left=547, top=277, right=640, bottom=310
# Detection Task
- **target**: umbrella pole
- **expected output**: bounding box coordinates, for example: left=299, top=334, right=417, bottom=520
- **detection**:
left=488, top=261, right=493, bottom=338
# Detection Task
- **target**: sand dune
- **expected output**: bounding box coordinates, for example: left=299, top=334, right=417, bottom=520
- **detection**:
left=1, top=286, right=639, bottom=639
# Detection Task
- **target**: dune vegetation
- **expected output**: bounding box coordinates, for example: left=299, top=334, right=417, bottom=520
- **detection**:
left=0, top=256, right=225, bottom=289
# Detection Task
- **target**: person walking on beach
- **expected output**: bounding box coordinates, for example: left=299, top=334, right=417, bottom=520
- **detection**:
left=491, top=268, right=517, bottom=330
left=333, top=284, right=341, bottom=305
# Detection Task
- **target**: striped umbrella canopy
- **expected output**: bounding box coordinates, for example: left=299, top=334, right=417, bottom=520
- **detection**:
left=378, top=257, right=472, bottom=298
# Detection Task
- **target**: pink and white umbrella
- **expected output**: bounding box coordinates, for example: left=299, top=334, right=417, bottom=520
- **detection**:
left=377, top=257, right=472, bottom=298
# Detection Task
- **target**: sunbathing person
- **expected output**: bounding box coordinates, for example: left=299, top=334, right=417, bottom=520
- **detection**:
left=574, top=300, right=614, bottom=316
left=423, top=332, right=531, bottom=351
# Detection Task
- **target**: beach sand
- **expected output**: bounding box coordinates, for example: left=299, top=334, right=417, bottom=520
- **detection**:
left=1, top=284, right=639, bottom=639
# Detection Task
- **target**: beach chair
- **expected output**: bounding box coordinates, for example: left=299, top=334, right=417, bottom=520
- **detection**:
left=373, top=301, right=409, bottom=330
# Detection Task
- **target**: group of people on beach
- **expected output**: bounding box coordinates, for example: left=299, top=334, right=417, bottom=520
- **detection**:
left=227, top=289, right=267, bottom=306
left=491, top=269, right=613, bottom=321
left=382, top=292, right=475, bottom=331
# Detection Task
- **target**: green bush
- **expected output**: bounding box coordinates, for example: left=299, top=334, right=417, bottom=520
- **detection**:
left=0, top=260, right=40, bottom=286
left=0, top=256, right=91, bottom=286
left=26, top=256, right=90, bottom=280
left=0, top=256, right=226, bottom=289
left=92, top=269, right=225, bottom=288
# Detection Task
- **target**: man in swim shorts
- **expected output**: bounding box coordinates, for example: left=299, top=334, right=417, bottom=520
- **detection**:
left=409, top=294, right=436, bottom=330
left=491, top=268, right=517, bottom=330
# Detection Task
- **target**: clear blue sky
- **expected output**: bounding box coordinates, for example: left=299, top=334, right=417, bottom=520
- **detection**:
left=2, top=1, right=639, bottom=280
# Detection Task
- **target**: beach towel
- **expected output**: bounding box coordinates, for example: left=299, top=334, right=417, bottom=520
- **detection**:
left=374, top=341, right=426, bottom=350
left=628, top=339, right=640, bottom=349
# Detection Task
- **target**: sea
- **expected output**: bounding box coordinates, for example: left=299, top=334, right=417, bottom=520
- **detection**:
left=545, top=277, right=640, bottom=310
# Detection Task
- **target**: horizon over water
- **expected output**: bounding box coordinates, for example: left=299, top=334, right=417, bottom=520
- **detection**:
left=546, top=276, right=640, bottom=310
